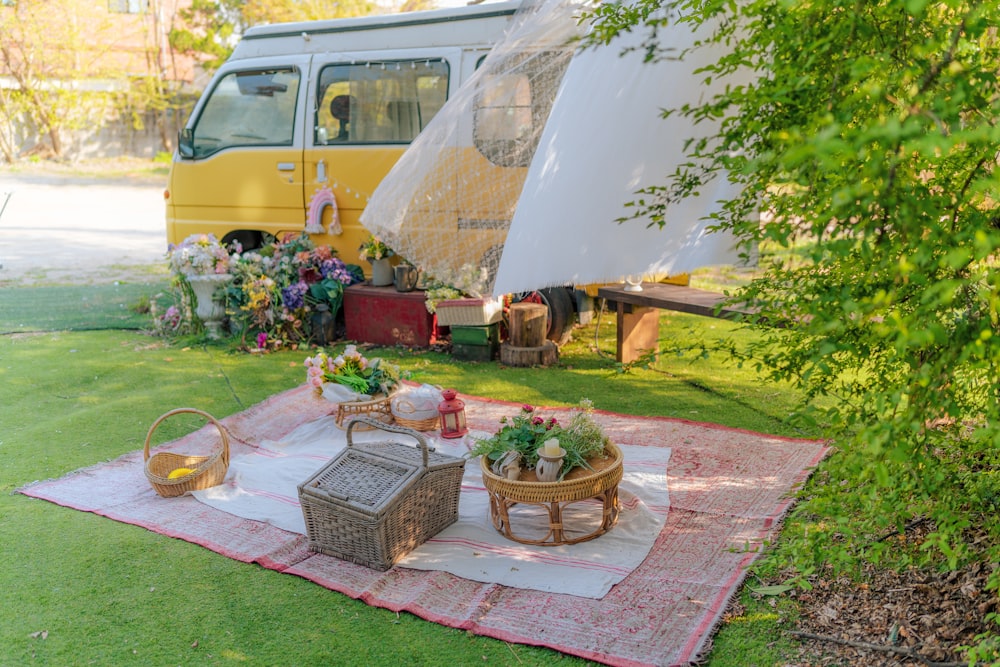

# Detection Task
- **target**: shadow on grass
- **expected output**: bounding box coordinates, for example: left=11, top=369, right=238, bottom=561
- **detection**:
left=0, top=282, right=169, bottom=333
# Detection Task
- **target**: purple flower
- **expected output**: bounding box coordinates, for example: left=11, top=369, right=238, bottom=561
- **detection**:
left=256, top=332, right=268, bottom=349
left=320, top=257, right=352, bottom=283
left=281, top=281, right=309, bottom=309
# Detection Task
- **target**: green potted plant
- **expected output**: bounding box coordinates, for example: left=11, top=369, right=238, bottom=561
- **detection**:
left=468, top=400, right=611, bottom=481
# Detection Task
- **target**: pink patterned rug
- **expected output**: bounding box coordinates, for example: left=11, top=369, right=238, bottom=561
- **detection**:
left=19, top=385, right=827, bottom=666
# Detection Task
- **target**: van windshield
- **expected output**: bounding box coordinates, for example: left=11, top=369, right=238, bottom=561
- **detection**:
left=190, top=68, right=300, bottom=158
left=314, top=59, right=449, bottom=145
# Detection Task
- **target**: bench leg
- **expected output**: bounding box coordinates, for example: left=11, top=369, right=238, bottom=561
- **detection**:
left=616, top=303, right=660, bottom=363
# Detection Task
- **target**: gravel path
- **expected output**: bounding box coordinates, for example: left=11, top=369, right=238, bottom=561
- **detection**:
left=0, top=169, right=168, bottom=285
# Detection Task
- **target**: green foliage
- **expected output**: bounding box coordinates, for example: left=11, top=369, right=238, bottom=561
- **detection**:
left=590, top=0, right=1000, bottom=656
left=468, top=400, right=610, bottom=478
left=169, top=0, right=241, bottom=70
left=468, top=403, right=563, bottom=470
left=169, top=0, right=382, bottom=71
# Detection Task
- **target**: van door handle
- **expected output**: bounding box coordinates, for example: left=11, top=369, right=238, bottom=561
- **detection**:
left=277, top=162, right=296, bottom=171
left=317, top=159, right=327, bottom=182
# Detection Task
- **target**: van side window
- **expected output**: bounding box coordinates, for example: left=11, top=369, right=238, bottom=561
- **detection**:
left=472, top=52, right=571, bottom=168
left=314, top=60, right=449, bottom=145
left=190, top=68, right=300, bottom=158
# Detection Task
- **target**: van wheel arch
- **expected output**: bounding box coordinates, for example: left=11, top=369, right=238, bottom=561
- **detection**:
left=222, top=230, right=272, bottom=252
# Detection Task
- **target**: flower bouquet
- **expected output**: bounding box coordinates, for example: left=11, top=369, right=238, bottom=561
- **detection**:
left=358, top=235, right=395, bottom=262
left=304, top=346, right=404, bottom=429
left=305, top=345, right=402, bottom=397
left=167, top=234, right=232, bottom=276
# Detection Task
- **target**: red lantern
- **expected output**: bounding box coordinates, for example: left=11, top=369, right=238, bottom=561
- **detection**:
left=437, top=388, right=468, bottom=439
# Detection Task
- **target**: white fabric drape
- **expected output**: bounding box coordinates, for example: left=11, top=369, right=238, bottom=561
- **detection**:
left=492, top=11, right=748, bottom=294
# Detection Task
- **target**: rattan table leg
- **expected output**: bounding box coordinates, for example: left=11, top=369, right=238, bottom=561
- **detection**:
left=485, top=483, right=621, bottom=547
left=547, top=501, right=564, bottom=544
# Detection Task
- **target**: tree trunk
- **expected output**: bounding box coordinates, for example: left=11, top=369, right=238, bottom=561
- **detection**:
left=507, top=302, right=548, bottom=348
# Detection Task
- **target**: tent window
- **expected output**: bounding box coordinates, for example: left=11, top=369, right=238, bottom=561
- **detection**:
left=190, top=67, right=300, bottom=158
left=314, top=59, right=449, bottom=145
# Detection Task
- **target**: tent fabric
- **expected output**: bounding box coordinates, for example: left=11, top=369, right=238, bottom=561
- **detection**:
left=362, top=0, right=749, bottom=297
left=492, top=11, right=748, bottom=295
left=361, top=0, right=584, bottom=297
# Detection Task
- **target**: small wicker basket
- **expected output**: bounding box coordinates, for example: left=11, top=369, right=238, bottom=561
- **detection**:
left=143, top=408, right=231, bottom=498
left=390, top=397, right=440, bottom=432
left=333, top=392, right=394, bottom=430
left=392, top=414, right=440, bottom=431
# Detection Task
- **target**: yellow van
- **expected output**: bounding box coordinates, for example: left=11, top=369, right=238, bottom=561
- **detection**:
left=164, top=1, right=521, bottom=261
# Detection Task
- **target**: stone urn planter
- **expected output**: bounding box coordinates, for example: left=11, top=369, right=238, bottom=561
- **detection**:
left=187, top=273, right=231, bottom=339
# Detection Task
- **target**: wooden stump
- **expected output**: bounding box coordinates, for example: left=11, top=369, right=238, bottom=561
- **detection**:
left=507, top=302, right=548, bottom=348
left=500, top=340, right=558, bottom=367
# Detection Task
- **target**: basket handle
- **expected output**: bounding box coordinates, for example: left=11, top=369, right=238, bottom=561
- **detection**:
left=346, top=416, right=432, bottom=468
left=144, top=407, right=231, bottom=464
left=393, top=398, right=417, bottom=415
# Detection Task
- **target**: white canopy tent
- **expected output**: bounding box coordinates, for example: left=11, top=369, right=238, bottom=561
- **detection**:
left=361, top=0, right=748, bottom=297
left=492, top=11, right=749, bottom=295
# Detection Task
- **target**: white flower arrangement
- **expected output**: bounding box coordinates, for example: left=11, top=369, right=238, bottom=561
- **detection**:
left=168, top=234, right=232, bottom=276
left=423, top=263, right=491, bottom=313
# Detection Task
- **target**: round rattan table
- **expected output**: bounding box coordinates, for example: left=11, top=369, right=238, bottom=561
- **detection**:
left=480, top=443, right=624, bottom=546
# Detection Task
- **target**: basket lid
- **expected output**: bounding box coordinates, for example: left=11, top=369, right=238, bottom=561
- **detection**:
left=302, top=447, right=421, bottom=514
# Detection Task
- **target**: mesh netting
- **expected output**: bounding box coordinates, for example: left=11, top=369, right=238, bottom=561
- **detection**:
left=360, top=0, right=585, bottom=297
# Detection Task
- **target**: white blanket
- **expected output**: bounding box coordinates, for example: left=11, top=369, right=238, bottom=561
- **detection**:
left=192, top=416, right=670, bottom=599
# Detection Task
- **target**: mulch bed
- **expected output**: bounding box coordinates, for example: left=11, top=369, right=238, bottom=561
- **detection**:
left=737, top=522, right=999, bottom=666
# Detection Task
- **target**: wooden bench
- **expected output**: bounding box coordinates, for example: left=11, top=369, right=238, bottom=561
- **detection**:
left=596, top=282, right=753, bottom=363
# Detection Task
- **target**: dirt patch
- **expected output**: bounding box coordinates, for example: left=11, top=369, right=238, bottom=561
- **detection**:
left=755, top=523, right=998, bottom=666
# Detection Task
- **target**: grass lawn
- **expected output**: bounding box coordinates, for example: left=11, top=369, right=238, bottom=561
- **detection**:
left=0, top=278, right=818, bottom=665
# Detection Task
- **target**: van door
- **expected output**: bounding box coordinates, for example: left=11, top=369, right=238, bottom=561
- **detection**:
left=168, top=55, right=311, bottom=248
left=302, top=51, right=458, bottom=261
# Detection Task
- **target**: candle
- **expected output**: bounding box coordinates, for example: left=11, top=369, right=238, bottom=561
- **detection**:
left=543, top=438, right=561, bottom=457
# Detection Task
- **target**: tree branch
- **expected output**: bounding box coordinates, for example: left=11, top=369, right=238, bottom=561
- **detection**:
left=789, top=630, right=971, bottom=667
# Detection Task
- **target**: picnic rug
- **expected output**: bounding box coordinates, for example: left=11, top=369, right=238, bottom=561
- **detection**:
left=18, top=385, right=828, bottom=667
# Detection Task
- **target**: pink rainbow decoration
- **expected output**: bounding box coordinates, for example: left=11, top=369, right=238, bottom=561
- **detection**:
left=306, top=186, right=341, bottom=235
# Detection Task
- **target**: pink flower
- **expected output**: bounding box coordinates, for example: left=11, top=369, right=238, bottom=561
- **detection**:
left=521, top=405, right=534, bottom=413
left=256, top=332, right=268, bottom=349
left=532, top=416, right=544, bottom=426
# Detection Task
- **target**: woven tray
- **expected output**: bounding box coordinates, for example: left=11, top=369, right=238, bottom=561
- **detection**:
left=435, top=297, right=503, bottom=326
left=334, top=392, right=393, bottom=430
left=480, top=443, right=623, bottom=546
left=298, top=416, right=466, bottom=570
left=144, top=408, right=230, bottom=498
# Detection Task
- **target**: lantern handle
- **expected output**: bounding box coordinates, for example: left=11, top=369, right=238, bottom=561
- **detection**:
left=346, top=415, right=432, bottom=468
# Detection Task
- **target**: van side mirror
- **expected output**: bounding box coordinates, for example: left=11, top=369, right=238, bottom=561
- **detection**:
left=177, top=129, right=194, bottom=159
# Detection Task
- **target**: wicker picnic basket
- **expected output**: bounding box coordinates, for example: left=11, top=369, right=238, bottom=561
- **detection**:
left=333, top=392, right=394, bottom=430
left=298, top=416, right=466, bottom=570
left=143, top=408, right=231, bottom=498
